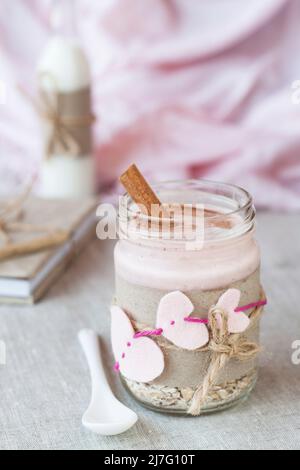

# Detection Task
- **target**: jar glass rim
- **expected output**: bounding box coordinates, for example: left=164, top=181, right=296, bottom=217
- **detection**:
left=121, top=178, right=253, bottom=222
left=117, top=178, right=256, bottom=247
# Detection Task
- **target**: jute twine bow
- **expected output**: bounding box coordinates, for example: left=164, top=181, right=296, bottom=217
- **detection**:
left=19, top=73, right=95, bottom=159
left=188, top=300, right=263, bottom=416
left=0, top=184, right=69, bottom=261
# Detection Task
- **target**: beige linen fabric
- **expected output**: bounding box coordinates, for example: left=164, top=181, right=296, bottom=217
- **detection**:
left=0, top=213, right=299, bottom=450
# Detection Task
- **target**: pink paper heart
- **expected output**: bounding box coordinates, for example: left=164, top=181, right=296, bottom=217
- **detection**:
left=156, top=291, right=209, bottom=350
left=111, top=306, right=164, bottom=383
left=216, top=288, right=250, bottom=333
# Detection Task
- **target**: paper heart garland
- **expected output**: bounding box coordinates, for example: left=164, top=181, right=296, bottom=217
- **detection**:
left=111, top=288, right=254, bottom=383
left=216, top=288, right=250, bottom=333
left=111, top=305, right=164, bottom=382
left=156, top=291, right=209, bottom=350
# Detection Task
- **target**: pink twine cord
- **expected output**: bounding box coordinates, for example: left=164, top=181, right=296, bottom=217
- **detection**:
left=134, top=328, right=163, bottom=339
left=184, top=299, right=267, bottom=323
left=132, top=299, right=268, bottom=335
left=114, top=297, right=267, bottom=372
left=235, top=299, right=267, bottom=312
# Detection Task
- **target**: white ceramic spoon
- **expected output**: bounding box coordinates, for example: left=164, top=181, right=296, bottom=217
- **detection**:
left=78, top=329, right=138, bottom=436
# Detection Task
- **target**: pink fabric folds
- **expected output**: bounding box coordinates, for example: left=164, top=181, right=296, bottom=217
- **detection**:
left=1, top=0, right=300, bottom=209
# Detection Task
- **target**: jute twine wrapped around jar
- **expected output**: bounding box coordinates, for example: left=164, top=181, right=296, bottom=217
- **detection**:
left=132, top=293, right=265, bottom=416
left=187, top=298, right=263, bottom=415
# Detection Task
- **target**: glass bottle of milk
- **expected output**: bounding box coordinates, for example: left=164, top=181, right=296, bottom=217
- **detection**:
left=38, top=0, right=95, bottom=198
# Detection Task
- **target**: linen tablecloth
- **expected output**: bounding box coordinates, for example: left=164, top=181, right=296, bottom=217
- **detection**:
left=0, top=213, right=299, bottom=450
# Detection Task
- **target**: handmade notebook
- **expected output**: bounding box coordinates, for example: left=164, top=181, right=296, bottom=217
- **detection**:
left=0, top=197, right=97, bottom=304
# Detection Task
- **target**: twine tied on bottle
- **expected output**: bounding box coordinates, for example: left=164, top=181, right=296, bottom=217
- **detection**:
left=19, top=72, right=95, bottom=159
left=188, top=299, right=264, bottom=416
left=0, top=184, right=69, bottom=261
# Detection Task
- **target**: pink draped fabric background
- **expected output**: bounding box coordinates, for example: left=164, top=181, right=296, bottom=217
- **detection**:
left=1, top=0, right=300, bottom=209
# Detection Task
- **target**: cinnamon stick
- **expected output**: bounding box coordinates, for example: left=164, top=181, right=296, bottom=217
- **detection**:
left=120, top=164, right=161, bottom=215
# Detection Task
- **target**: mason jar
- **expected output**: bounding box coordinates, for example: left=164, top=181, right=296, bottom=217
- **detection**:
left=112, top=179, right=264, bottom=415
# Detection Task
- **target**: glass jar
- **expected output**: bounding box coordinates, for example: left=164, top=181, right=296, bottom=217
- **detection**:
left=113, top=180, right=262, bottom=415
